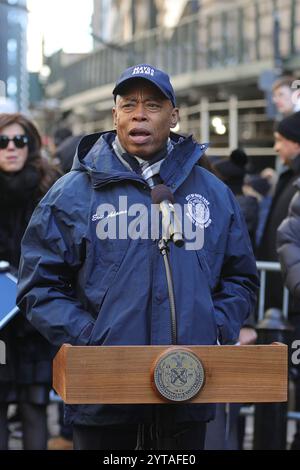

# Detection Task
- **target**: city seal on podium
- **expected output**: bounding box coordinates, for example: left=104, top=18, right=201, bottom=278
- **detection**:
left=152, top=348, right=205, bottom=402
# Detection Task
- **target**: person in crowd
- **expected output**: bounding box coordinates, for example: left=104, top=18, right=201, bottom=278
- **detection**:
left=277, top=178, right=300, bottom=300
left=213, top=148, right=259, bottom=249
left=257, top=111, right=300, bottom=307
left=206, top=149, right=258, bottom=450
left=260, top=167, right=278, bottom=193
left=213, top=148, right=248, bottom=194
left=242, top=173, right=272, bottom=250
left=17, top=64, right=259, bottom=450
left=272, top=75, right=300, bottom=117
left=0, top=113, right=60, bottom=450
left=277, top=177, right=300, bottom=450
left=53, top=127, right=73, bottom=148
left=257, top=111, right=300, bottom=451
left=205, top=320, right=257, bottom=450
left=55, top=134, right=85, bottom=174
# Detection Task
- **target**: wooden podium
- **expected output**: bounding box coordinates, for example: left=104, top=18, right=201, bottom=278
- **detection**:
left=53, top=343, right=288, bottom=404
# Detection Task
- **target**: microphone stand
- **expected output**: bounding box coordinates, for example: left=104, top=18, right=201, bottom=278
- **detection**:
left=137, top=194, right=184, bottom=450
left=158, top=238, right=177, bottom=346
left=153, top=236, right=180, bottom=450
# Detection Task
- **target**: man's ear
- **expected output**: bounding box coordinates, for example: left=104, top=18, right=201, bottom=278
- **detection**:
left=112, top=107, right=117, bottom=128
left=170, top=108, right=179, bottom=128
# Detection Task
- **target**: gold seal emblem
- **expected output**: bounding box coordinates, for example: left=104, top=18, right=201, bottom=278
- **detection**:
left=152, top=348, right=205, bottom=402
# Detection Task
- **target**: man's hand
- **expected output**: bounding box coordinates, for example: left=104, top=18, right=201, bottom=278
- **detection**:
left=239, top=327, right=257, bottom=345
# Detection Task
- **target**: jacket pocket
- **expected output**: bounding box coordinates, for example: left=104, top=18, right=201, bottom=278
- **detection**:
left=196, top=249, right=213, bottom=290
left=80, top=237, right=130, bottom=321
left=195, top=249, right=219, bottom=344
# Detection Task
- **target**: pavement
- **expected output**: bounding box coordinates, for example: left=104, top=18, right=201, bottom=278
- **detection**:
left=8, top=402, right=60, bottom=451
left=7, top=400, right=297, bottom=450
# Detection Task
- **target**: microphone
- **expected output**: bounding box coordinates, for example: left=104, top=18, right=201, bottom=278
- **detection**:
left=151, top=184, right=184, bottom=248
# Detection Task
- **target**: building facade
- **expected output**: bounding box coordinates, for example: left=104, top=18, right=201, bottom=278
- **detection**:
left=44, top=0, right=300, bottom=162
left=0, top=0, right=28, bottom=112
left=91, top=0, right=195, bottom=44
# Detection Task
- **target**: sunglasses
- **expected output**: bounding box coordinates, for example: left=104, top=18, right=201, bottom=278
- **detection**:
left=0, top=135, right=29, bottom=149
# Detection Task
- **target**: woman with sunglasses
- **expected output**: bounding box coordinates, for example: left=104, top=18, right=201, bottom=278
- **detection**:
left=0, top=113, right=60, bottom=449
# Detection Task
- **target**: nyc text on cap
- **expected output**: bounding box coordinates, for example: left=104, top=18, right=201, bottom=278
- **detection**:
left=113, top=64, right=176, bottom=108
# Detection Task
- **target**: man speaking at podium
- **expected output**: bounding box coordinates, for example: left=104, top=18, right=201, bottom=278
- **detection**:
left=17, top=64, right=259, bottom=450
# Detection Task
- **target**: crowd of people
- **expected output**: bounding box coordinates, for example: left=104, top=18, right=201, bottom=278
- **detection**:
left=0, top=66, right=300, bottom=450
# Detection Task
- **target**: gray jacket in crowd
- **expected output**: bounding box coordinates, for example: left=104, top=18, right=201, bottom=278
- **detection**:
left=277, top=177, right=300, bottom=300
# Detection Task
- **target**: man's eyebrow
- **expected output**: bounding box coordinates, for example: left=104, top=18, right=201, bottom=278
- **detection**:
left=121, top=95, right=164, bottom=102
left=145, top=96, right=164, bottom=102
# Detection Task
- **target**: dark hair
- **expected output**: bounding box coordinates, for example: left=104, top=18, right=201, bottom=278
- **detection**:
left=54, top=127, right=73, bottom=147
left=0, top=113, right=60, bottom=194
left=197, top=153, right=217, bottom=175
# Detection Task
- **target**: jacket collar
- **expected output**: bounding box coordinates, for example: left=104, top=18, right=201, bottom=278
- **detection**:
left=290, top=154, right=300, bottom=174
left=72, top=130, right=208, bottom=192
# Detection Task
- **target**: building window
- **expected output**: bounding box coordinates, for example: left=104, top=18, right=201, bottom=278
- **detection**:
left=7, top=39, right=18, bottom=66
left=7, top=76, right=18, bottom=97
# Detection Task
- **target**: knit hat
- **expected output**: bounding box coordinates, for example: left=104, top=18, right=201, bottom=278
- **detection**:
left=214, top=149, right=248, bottom=180
left=277, top=111, right=300, bottom=144
left=244, top=174, right=271, bottom=197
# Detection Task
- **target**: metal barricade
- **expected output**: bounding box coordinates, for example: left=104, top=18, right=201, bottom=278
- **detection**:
left=253, top=261, right=298, bottom=449
left=256, top=261, right=290, bottom=321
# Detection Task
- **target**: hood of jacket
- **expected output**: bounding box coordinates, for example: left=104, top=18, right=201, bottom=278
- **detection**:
left=71, top=130, right=209, bottom=191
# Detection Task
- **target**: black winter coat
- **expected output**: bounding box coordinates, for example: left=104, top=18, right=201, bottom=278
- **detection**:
left=0, top=166, right=56, bottom=398
left=257, top=155, right=300, bottom=310
left=277, top=178, right=300, bottom=301
left=235, top=195, right=258, bottom=250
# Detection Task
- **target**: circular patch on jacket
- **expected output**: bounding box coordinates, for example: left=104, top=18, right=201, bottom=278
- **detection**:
left=152, top=348, right=205, bottom=402
left=186, top=193, right=211, bottom=228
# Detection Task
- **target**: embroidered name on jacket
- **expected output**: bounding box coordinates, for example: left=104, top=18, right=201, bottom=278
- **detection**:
left=186, top=193, right=212, bottom=228
left=92, top=210, right=128, bottom=222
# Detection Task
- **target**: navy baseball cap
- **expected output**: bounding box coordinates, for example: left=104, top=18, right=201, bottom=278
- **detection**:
left=112, top=64, right=176, bottom=107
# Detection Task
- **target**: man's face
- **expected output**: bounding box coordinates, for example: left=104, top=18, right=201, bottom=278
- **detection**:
left=273, top=131, right=300, bottom=165
left=112, top=80, right=179, bottom=160
left=272, top=86, right=294, bottom=115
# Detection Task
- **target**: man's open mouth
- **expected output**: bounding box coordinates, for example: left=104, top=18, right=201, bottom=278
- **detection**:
left=129, top=129, right=151, bottom=144
left=129, top=129, right=151, bottom=137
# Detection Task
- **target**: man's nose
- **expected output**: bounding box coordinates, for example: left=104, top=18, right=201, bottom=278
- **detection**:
left=132, top=103, right=147, bottom=120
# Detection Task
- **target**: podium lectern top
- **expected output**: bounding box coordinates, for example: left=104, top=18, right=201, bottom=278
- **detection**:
left=53, top=343, right=287, bottom=405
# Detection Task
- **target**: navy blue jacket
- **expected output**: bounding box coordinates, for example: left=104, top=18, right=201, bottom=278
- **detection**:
left=17, top=132, right=259, bottom=425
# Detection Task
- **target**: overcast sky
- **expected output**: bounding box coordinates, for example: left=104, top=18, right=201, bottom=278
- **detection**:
left=27, top=0, right=94, bottom=71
